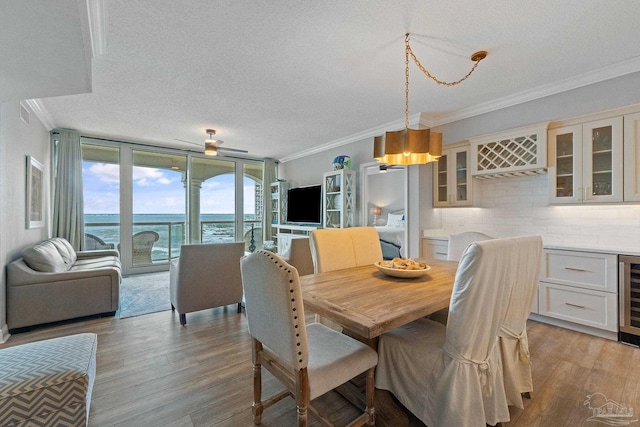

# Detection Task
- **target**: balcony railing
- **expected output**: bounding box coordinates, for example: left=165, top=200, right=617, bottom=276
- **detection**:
left=85, top=220, right=262, bottom=264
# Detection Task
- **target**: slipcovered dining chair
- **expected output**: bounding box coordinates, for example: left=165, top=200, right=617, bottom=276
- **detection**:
left=498, top=237, right=543, bottom=408
left=281, top=237, right=314, bottom=276
left=240, top=251, right=378, bottom=427
left=447, top=231, right=493, bottom=261
left=170, top=242, right=244, bottom=325
left=309, top=227, right=383, bottom=273
left=131, top=230, right=160, bottom=265
left=376, top=236, right=542, bottom=427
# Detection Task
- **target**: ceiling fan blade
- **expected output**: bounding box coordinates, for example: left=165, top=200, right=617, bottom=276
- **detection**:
left=173, top=138, right=201, bottom=146
left=217, top=147, right=249, bottom=154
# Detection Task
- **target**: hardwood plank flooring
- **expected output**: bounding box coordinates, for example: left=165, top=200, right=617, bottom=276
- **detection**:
left=2, top=309, right=639, bottom=426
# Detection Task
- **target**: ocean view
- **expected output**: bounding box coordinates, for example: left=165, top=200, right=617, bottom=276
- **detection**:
left=85, top=213, right=260, bottom=261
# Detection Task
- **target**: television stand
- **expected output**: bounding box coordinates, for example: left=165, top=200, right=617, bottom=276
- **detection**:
left=274, top=224, right=319, bottom=254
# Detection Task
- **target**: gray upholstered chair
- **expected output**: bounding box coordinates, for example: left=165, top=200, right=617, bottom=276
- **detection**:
left=169, top=242, right=244, bottom=326
left=240, top=250, right=378, bottom=426
left=131, top=230, right=159, bottom=265
left=281, top=237, right=314, bottom=276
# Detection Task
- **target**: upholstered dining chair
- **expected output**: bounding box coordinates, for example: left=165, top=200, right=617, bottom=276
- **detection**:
left=131, top=230, right=160, bottom=265
left=447, top=231, right=493, bottom=261
left=281, top=237, right=314, bottom=276
left=240, top=251, right=378, bottom=427
left=309, top=227, right=383, bottom=273
left=376, top=236, right=542, bottom=427
left=498, top=237, right=543, bottom=408
left=170, top=242, right=244, bottom=325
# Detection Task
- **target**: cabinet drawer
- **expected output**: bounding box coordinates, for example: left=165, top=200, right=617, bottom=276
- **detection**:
left=540, top=249, right=617, bottom=293
left=538, top=282, right=617, bottom=331
left=422, top=239, right=448, bottom=260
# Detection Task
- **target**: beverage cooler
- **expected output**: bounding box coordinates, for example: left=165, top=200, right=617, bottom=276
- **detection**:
left=619, top=255, right=640, bottom=346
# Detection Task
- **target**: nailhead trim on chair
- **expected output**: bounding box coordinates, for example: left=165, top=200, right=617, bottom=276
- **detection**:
left=257, top=250, right=305, bottom=367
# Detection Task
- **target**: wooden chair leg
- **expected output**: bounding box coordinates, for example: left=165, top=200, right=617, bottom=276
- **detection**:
left=252, top=363, right=264, bottom=424
left=365, top=367, right=376, bottom=426
left=179, top=313, right=186, bottom=325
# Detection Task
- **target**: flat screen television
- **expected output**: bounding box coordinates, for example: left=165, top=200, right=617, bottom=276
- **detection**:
left=286, top=185, right=322, bottom=225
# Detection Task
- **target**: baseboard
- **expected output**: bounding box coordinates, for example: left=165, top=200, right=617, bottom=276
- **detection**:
left=529, top=313, right=618, bottom=341
left=0, top=324, right=10, bottom=343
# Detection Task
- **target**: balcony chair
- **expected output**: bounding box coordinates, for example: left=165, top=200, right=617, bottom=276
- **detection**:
left=84, top=233, right=115, bottom=250
left=375, top=236, right=543, bottom=427
left=169, top=242, right=244, bottom=326
left=240, top=250, right=378, bottom=426
left=243, top=226, right=263, bottom=253
left=132, top=230, right=159, bottom=265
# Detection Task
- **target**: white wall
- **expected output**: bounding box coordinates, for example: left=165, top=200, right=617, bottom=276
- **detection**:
left=439, top=174, right=640, bottom=253
left=0, top=100, right=50, bottom=341
left=280, top=71, right=640, bottom=256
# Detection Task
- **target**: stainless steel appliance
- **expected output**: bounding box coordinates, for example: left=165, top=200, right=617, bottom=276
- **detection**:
left=619, top=255, right=640, bottom=346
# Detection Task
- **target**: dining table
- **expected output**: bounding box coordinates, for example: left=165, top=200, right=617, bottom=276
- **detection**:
left=299, top=258, right=459, bottom=426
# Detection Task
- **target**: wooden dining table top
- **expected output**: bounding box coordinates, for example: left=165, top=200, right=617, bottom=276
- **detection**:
left=299, top=258, right=459, bottom=340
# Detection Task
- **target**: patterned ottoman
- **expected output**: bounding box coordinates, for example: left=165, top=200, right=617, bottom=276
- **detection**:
left=0, top=333, right=97, bottom=427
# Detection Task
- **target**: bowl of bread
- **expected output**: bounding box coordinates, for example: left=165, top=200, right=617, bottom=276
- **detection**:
left=374, top=258, right=431, bottom=278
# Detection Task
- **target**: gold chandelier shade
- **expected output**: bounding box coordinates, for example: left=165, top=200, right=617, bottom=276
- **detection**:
left=374, top=128, right=442, bottom=165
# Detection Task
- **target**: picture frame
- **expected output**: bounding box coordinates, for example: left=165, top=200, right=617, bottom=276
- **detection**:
left=26, top=155, right=45, bottom=229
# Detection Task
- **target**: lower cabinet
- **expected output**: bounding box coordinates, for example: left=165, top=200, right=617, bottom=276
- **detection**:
left=533, top=248, right=618, bottom=340
left=421, top=237, right=448, bottom=260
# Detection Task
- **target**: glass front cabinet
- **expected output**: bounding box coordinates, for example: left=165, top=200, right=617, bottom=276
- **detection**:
left=434, top=145, right=472, bottom=207
left=548, top=117, right=623, bottom=204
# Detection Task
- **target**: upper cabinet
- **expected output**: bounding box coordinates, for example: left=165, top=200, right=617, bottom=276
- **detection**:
left=434, top=145, right=472, bottom=207
left=624, top=112, right=640, bottom=202
left=548, top=117, right=623, bottom=204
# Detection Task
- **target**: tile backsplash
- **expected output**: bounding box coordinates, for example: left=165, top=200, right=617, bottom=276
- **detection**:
left=438, top=174, right=640, bottom=253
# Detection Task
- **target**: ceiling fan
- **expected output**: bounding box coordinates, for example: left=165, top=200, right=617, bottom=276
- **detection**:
left=174, top=129, right=248, bottom=156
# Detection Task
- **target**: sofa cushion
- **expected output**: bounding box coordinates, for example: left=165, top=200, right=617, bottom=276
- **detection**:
left=50, top=237, right=77, bottom=267
left=21, top=240, right=67, bottom=273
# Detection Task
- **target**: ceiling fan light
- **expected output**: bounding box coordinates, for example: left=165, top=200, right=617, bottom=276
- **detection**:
left=204, top=141, right=218, bottom=156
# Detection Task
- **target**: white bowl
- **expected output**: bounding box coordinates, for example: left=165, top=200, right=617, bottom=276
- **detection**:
left=374, top=261, right=431, bottom=279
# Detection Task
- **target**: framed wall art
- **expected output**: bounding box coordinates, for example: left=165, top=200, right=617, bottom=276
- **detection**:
left=26, top=155, right=45, bottom=229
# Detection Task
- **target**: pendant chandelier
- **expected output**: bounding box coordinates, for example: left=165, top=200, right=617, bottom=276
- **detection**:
left=374, top=33, right=488, bottom=165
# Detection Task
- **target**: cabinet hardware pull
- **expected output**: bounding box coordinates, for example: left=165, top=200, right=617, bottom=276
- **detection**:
left=565, top=302, right=587, bottom=309
left=565, top=267, right=587, bottom=272
left=435, top=252, right=447, bottom=255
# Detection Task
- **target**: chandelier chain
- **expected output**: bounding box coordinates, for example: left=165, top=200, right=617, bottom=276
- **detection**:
left=405, top=33, right=484, bottom=88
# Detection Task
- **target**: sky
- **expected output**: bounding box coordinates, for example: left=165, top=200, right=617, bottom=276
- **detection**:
left=82, top=162, right=256, bottom=215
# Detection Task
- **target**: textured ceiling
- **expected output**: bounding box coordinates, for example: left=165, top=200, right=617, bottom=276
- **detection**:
left=31, top=0, right=640, bottom=160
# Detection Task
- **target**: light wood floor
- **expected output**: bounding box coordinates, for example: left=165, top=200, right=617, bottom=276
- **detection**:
left=1, top=308, right=639, bottom=426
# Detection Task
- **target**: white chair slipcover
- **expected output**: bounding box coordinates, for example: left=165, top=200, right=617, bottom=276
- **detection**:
left=376, top=236, right=542, bottom=427
left=498, top=237, right=543, bottom=408
left=282, top=237, right=314, bottom=276
left=447, top=231, right=493, bottom=261
left=241, top=251, right=378, bottom=426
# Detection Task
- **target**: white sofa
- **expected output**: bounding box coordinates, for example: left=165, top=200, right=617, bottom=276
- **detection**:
left=7, top=237, right=121, bottom=331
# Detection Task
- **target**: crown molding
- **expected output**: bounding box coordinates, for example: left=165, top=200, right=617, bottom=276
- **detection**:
left=86, top=0, right=107, bottom=57
left=25, top=99, right=55, bottom=130
left=429, top=55, right=640, bottom=127
left=279, top=113, right=425, bottom=163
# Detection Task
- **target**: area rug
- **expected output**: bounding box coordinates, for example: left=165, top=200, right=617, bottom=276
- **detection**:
left=118, top=271, right=171, bottom=318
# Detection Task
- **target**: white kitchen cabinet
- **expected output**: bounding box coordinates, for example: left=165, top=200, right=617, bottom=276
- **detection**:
left=433, top=145, right=472, bottom=207
left=535, top=248, right=618, bottom=339
left=623, top=112, right=640, bottom=201
left=421, top=237, right=448, bottom=260
left=548, top=117, right=623, bottom=204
